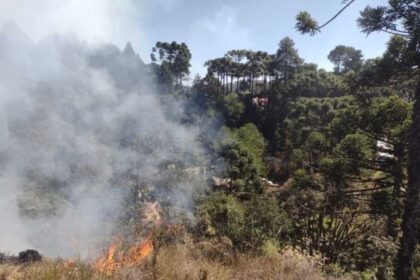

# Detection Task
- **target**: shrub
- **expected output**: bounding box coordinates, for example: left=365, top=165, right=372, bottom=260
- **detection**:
left=197, top=192, right=245, bottom=244
left=243, top=196, right=291, bottom=249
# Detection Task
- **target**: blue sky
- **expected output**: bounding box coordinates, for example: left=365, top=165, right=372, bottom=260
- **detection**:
left=1, top=0, right=391, bottom=78
left=133, top=0, right=391, bottom=78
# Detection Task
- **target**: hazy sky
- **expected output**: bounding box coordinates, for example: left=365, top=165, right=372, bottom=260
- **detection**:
left=1, top=0, right=391, bottom=78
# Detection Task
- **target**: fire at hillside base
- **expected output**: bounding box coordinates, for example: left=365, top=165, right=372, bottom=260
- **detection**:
left=93, top=235, right=154, bottom=276
left=0, top=201, right=178, bottom=276
left=93, top=201, right=161, bottom=275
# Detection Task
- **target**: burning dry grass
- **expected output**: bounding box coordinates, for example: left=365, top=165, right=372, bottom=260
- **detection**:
left=0, top=245, right=348, bottom=280
left=94, top=236, right=154, bottom=275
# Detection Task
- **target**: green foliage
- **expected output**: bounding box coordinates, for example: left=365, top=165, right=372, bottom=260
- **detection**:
left=277, top=92, right=408, bottom=273
left=379, top=36, right=412, bottom=75
left=272, top=37, right=303, bottom=82
left=190, top=3, right=419, bottom=276
left=284, top=96, right=355, bottom=151
left=328, top=45, right=363, bottom=73
left=222, top=93, right=245, bottom=127
left=291, top=168, right=312, bottom=189
left=151, top=41, right=191, bottom=86
left=190, top=73, right=224, bottom=119
left=362, top=95, right=412, bottom=142
left=227, top=123, right=267, bottom=175
left=259, top=239, right=281, bottom=256
left=197, top=191, right=291, bottom=251
left=357, top=6, right=389, bottom=34
left=334, top=133, right=373, bottom=173
left=319, top=157, right=351, bottom=192
left=221, top=139, right=262, bottom=195
left=295, top=11, right=319, bottom=35
left=289, top=149, right=305, bottom=171
left=292, top=65, right=347, bottom=97
left=352, top=236, right=398, bottom=278
left=329, top=105, right=359, bottom=143
left=305, top=131, right=327, bottom=155
left=197, top=192, right=245, bottom=244
left=243, top=196, right=291, bottom=248
left=262, top=79, right=313, bottom=152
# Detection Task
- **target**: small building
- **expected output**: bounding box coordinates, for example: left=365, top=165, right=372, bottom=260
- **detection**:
left=252, top=97, right=268, bottom=107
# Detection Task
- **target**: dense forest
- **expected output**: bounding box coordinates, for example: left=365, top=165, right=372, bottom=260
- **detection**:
left=145, top=1, right=420, bottom=279
left=0, top=1, right=419, bottom=280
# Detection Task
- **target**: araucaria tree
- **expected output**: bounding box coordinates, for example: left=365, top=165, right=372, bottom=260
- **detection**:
left=296, top=1, right=420, bottom=279
left=151, top=41, right=192, bottom=87
left=328, top=45, right=363, bottom=74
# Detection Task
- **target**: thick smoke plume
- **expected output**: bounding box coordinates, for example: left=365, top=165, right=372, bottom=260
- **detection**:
left=0, top=22, right=206, bottom=259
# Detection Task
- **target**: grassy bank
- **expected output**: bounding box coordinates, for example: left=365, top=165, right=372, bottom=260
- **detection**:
left=0, top=245, right=346, bottom=280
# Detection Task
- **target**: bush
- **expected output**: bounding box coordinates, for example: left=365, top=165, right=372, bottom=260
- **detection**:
left=260, top=239, right=281, bottom=256
left=291, top=168, right=312, bottom=189
left=197, top=192, right=245, bottom=244
left=222, top=142, right=262, bottom=194
left=243, top=196, right=291, bottom=248
left=222, top=93, right=245, bottom=127
left=227, top=123, right=267, bottom=175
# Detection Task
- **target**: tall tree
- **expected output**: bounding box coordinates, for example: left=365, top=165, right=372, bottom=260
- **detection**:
left=226, top=49, right=248, bottom=92
left=204, top=58, right=222, bottom=93
left=296, top=1, right=420, bottom=278
left=151, top=41, right=192, bottom=86
left=205, top=57, right=233, bottom=94
left=273, top=37, right=303, bottom=83
left=246, top=51, right=270, bottom=95
left=328, top=45, right=363, bottom=73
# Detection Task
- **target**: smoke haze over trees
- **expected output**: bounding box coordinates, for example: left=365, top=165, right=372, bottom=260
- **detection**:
left=0, top=1, right=419, bottom=280
left=0, top=24, right=206, bottom=258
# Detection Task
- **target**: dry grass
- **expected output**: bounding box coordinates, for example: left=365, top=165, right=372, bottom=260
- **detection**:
left=0, top=245, right=348, bottom=280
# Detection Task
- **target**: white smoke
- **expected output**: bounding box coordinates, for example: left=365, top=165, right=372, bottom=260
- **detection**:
left=0, top=0, right=144, bottom=52
left=0, top=2, right=207, bottom=259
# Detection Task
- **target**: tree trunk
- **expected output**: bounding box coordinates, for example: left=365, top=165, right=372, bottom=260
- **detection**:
left=236, top=76, right=240, bottom=92
left=388, top=144, right=404, bottom=240
left=250, top=74, right=254, bottom=95
left=222, top=74, right=224, bottom=94
left=264, top=75, right=267, bottom=91
left=396, top=79, right=420, bottom=280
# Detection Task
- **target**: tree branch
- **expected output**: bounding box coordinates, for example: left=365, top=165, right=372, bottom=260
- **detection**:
left=380, top=29, right=410, bottom=38
left=318, top=0, right=357, bottom=30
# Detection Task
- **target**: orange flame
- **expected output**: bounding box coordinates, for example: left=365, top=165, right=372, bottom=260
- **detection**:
left=95, top=242, right=121, bottom=275
left=127, top=235, right=154, bottom=265
left=94, top=236, right=155, bottom=275
left=94, top=202, right=161, bottom=275
left=64, top=259, right=76, bottom=269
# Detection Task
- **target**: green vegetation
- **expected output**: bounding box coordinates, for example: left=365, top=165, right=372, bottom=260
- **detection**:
left=296, top=2, right=419, bottom=278
left=5, top=1, right=419, bottom=279
left=225, top=123, right=266, bottom=175
left=180, top=1, right=419, bottom=277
